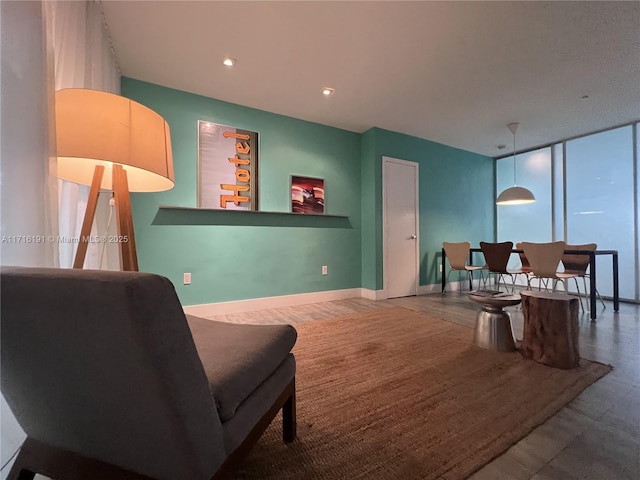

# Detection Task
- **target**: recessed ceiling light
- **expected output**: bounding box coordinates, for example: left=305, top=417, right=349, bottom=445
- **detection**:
left=223, top=57, right=236, bottom=67
left=321, top=87, right=335, bottom=96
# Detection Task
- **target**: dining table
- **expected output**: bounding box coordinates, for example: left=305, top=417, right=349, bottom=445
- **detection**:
left=440, top=247, right=619, bottom=321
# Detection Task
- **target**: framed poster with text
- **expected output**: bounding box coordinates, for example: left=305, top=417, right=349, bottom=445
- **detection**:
left=198, top=121, right=259, bottom=210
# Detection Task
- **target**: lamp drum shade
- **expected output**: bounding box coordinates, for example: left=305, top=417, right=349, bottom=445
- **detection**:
left=55, top=89, right=174, bottom=192
left=496, top=186, right=536, bottom=205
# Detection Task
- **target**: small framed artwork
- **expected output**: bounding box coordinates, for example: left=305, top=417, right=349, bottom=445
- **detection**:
left=291, top=176, right=325, bottom=214
left=197, top=120, right=259, bottom=210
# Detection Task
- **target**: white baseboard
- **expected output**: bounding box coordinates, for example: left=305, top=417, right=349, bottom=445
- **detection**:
left=184, top=288, right=363, bottom=317
left=418, top=283, right=442, bottom=295
left=184, top=282, right=465, bottom=317
left=360, top=288, right=387, bottom=300
left=363, top=285, right=445, bottom=299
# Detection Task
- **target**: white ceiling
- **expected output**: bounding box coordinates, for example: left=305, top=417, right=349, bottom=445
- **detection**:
left=101, top=1, right=640, bottom=157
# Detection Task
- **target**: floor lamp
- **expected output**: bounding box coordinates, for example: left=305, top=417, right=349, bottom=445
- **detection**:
left=55, top=89, right=174, bottom=271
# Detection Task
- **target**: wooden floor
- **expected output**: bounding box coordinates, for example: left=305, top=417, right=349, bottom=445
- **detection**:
left=206, top=290, right=640, bottom=480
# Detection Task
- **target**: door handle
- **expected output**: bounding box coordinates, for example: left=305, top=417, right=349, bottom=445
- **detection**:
left=410, top=235, right=417, bottom=239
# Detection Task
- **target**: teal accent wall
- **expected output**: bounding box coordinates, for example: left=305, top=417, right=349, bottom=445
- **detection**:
left=360, top=128, right=494, bottom=291
left=122, top=78, right=362, bottom=306
left=122, top=79, right=494, bottom=304
left=360, top=130, right=378, bottom=290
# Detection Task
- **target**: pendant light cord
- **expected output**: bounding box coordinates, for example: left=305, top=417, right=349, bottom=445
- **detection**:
left=512, top=127, right=517, bottom=186
left=507, top=122, right=520, bottom=187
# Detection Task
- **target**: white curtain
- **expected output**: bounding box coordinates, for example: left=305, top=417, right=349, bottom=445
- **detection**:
left=1, top=2, right=55, bottom=476
left=50, top=0, right=121, bottom=269
left=0, top=1, right=120, bottom=476
left=0, top=0, right=58, bottom=268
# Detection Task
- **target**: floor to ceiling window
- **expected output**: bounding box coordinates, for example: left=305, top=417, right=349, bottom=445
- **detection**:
left=496, top=123, right=639, bottom=301
left=565, top=126, right=636, bottom=300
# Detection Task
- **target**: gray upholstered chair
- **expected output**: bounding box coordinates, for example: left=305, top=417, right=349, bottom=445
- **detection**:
left=0, top=266, right=297, bottom=480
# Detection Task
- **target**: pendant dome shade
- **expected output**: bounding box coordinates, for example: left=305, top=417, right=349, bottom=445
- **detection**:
left=496, top=122, right=536, bottom=206
left=496, top=186, right=536, bottom=205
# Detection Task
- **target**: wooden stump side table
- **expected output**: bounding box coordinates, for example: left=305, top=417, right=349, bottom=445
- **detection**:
left=468, top=293, right=521, bottom=352
left=520, top=290, right=580, bottom=369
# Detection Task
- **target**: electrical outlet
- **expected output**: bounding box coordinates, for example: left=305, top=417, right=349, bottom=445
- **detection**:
left=322, top=265, right=328, bottom=275
left=183, top=272, right=192, bottom=285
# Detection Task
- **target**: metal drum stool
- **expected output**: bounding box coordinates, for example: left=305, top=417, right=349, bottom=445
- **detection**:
left=468, top=293, right=521, bottom=352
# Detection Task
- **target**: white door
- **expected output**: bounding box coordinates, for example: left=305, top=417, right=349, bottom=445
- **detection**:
left=383, top=157, right=419, bottom=298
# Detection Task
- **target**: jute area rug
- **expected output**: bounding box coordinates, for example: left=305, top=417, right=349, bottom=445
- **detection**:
left=233, top=307, right=611, bottom=480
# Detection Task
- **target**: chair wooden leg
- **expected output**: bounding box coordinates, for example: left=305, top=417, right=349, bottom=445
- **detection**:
left=283, top=379, right=297, bottom=443
left=5, top=437, right=157, bottom=480
left=7, top=454, right=35, bottom=480
left=7, top=469, right=35, bottom=480
left=212, top=377, right=297, bottom=480
left=7, top=442, right=37, bottom=480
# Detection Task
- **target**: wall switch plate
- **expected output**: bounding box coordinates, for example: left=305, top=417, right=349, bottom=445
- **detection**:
left=322, top=265, right=328, bottom=275
left=439, top=263, right=443, bottom=272
left=183, top=273, right=192, bottom=285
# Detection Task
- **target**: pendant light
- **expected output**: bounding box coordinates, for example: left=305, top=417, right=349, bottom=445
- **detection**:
left=496, top=122, right=536, bottom=205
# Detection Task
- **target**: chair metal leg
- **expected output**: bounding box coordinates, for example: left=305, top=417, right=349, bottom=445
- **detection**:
left=597, top=289, right=607, bottom=309
left=497, top=274, right=513, bottom=293
left=442, top=270, right=452, bottom=294
left=583, top=276, right=606, bottom=310
left=443, top=269, right=465, bottom=294
left=573, top=277, right=584, bottom=311
left=557, top=278, right=566, bottom=291
left=553, top=278, right=567, bottom=294
left=538, top=278, right=546, bottom=291
left=588, top=275, right=607, bottom=309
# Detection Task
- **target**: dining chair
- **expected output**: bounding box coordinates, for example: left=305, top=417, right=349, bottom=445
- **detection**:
left=509, top=241, right=533, bottom=288
left=479, top=241, right=514, bottom=292
left=556, top=243, right=606, bottom=311
left=442, top=241, right=486, bottom=293
left=521, top=241, right=567, bottom=292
